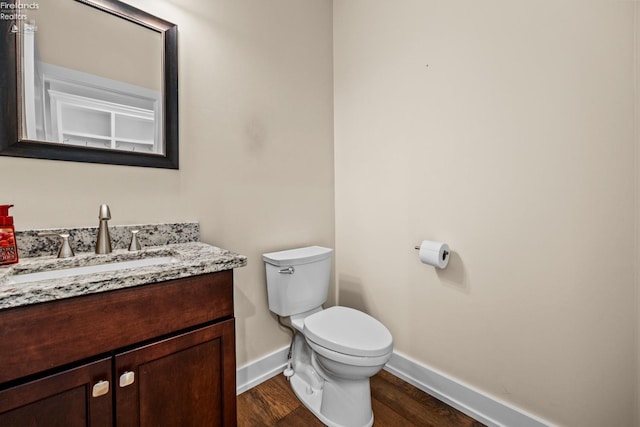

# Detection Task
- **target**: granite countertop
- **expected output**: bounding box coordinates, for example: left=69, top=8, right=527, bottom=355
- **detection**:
left=0, top=242, right=247, bottom=310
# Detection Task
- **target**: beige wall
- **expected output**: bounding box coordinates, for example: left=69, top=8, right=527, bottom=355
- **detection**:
left=3, top=0, right=334, bottom=368
left=637, top=5, right=640, bottom=424
left=334, top=1, right=636, bottom=426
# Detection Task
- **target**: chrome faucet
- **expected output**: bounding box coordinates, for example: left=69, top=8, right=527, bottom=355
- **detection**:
left=95, top=204, right=112, bottom=254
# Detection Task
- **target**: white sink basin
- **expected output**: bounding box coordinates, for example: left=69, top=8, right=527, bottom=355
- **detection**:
left=7, top=256, right=179, bottom=285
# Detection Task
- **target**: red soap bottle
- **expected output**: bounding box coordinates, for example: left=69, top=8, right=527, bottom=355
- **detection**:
left=0, top=205, right=18, bottom=265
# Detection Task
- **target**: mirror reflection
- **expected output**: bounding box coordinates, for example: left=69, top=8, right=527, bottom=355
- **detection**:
left=18, top=0, right=165, bottom=155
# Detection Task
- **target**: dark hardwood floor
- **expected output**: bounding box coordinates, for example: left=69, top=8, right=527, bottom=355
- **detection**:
left=237, top=369, right=486, bottom=426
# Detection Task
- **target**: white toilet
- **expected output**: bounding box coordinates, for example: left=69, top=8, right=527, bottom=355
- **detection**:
left=263, top=246, right=393, bottom=427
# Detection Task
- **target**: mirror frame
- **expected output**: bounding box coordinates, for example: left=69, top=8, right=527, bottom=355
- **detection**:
left=0, top=0, right=179, bottom=169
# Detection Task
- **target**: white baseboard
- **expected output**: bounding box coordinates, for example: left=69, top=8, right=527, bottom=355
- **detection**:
left=236, top=345, right=289, bottom=395
left=384, top=351, right=555, bottom=427
left=236, top=347, right=555, bottom=427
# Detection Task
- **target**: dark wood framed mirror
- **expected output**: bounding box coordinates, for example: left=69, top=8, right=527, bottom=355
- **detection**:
left=0, top=0, right=178, bottom=169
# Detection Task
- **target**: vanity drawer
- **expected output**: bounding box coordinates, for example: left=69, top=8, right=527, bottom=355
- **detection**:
left=0, top=270, right=233, bottom=384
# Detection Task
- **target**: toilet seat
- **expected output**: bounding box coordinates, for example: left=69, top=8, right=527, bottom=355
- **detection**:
left=303, top=306, right=393, bottom=357
left=306, top=338, right=393, bottom=368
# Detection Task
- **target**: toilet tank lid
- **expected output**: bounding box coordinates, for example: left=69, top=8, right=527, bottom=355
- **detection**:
left=263, top=246, right=333, bottom=266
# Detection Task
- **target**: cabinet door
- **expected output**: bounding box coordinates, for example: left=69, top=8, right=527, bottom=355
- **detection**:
left=0, top=358, right=112, bottom=427
left=116, top=319, right=236, bottom=427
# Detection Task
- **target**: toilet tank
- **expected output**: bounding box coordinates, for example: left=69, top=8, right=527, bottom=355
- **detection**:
left=263, top=246, right=333, bottom=317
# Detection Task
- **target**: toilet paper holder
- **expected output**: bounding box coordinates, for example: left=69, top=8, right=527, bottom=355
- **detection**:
left=414, top=244, right=450, bottom=262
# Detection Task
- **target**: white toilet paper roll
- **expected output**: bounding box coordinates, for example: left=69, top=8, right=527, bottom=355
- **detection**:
left=418, top=240, right=450, bottom=269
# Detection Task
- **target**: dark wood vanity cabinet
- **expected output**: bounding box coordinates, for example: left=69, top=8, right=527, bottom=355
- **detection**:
left=115, top=321, right=235, bottom=427
left=0, top=270, right=237, bottom=427
left=0, top=358, right=113, bottom=427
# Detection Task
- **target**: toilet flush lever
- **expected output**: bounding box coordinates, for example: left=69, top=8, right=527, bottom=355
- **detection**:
left=279, top=266, right=295, bottom=274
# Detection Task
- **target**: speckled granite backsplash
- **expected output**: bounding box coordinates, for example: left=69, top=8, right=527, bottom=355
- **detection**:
left=16, top=222, right=199, bottom=258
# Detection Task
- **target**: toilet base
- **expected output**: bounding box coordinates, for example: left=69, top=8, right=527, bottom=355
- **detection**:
left=290, top=374, right=374, bottom=427
left=289, top=333, right=375, bottom=427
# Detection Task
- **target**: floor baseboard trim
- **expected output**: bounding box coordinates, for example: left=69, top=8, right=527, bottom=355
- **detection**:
left=384, top=351, right=554, bottom=427
left=236, top=347, right=555, bottom=427
left=236, top=345, right=289, bottom=395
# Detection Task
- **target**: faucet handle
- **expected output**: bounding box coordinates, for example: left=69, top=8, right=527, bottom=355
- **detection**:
left=38, top=232, right=75, bottom=258
left=128, top=227, right=152, bottom=251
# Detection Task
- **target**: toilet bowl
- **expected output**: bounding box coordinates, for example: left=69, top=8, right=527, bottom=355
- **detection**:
left=263, top=247, right=393, bottom=427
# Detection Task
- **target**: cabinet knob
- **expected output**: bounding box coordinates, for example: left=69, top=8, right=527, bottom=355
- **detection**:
left=119, top=371, right=135, bottom=388
left=92, top=380, right=110, bottom=397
